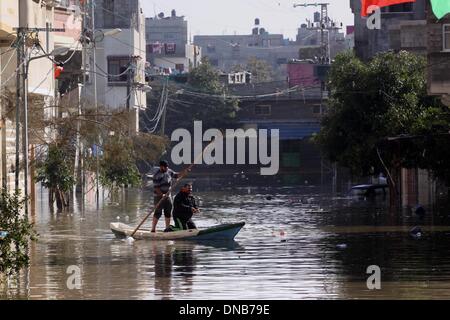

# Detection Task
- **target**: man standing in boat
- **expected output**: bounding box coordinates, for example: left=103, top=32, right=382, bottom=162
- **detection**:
left=173, top=183, right=199, bottom=230
left=151, top=160, right=179, bottom=233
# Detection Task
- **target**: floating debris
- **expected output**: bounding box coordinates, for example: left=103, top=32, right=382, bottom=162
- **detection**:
left=410, top=226, right=423, bottom=239
left=336, top=244, right=348, bottom=250
left=0, top=231, right=8, bottom=240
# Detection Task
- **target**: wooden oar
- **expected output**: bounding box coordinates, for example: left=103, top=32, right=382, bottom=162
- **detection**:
left=129, top=136, right=219, bottom=239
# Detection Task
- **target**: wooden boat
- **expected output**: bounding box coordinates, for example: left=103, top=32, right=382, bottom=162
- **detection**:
left=110, top=222, right=245, bottom=241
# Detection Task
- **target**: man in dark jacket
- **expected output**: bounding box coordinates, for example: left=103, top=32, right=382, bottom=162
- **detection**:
left=173, top=183, right=199, bottom=230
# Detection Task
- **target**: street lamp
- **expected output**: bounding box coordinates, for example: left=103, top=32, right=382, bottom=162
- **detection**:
left=140, top=85, right=153, bottom=93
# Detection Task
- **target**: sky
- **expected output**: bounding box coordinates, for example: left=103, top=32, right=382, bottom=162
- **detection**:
left=140, top=0, right=355, bottom=40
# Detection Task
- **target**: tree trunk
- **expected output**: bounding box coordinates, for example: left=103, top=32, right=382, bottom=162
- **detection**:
left=388, top=165, right=401, bottom=210
left=55, top=189, right=63, bottom=212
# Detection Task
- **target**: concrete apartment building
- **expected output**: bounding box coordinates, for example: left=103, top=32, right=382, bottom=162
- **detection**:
left=350, top=0, right=427, bottom=61
left=194, top=19, right=304, bottom=79
left=194, top=17, right=346, bottom=80
left=1, top=0, right=66, bottom=193
left=88, top=0, right=147, bottom=133
left=145, top=10, right=201, bottom=74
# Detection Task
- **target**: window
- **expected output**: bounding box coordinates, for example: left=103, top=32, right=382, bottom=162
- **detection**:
left=255, top=105, right=271, bottom=116
left=444, top=24, right=450, bottom=51
left=210, top=58, right=219, bottom=67
left=164, top=33, right=178, bottom=40
left=175, top=64, right=185, bottom=72
left=207, top=45, right=216, bottom=53
left=381, top=3, right=413, bottom=13
left=103, top=0, right=115, bottom=28
left=107, top=56, right=131, bottom=84
left=277, top=58, right=288, bottom=65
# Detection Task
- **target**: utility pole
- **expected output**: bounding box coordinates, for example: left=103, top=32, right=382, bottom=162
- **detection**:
left=90, top=0, right=100, bottom=207
left=79, top=0, right=89, bottom=205
left=15, top=29, right=24, bottom=194
left=293, top=2, right=340, bottom=64
left=126, top=61, right=135, bottom=135
left=14, top=24, right=66, bottom=215
left=160, top=77, right=168, bottom=136
left=23, top=43, right=29, bottom=217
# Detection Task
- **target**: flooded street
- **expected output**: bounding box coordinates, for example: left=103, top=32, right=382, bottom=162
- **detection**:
left=2, top=185, right=450, bottom=300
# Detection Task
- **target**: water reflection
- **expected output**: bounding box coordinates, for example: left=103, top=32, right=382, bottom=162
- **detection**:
left=1, top=184, right=450, bottom=299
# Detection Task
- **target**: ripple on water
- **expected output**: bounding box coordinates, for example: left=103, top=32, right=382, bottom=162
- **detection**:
left=3, top=188, right=450, bottom=299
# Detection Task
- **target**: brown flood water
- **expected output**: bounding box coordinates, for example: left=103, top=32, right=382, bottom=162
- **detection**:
left=2, top=185, right=450, bottom=300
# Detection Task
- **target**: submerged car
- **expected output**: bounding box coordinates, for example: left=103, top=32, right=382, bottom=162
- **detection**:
left=349, top=184, right=389, bottom=198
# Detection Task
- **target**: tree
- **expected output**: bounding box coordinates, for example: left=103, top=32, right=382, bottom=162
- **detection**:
left=36, top=144, right=75, bottom=211
left=0, top=189, right=37, bottom=278
left=188, top=57, right=223, bottom=93
left=99, top=136, right=141, bottom=192
left=316, top=51, right=450, bottom=202
left=233, top=57, right=274, bottom=83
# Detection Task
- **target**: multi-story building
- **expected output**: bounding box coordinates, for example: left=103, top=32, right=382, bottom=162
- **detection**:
left=1, top=0, right=60, bottom=193
left=88, top=0, right=147, bottom=133
left=427, top=3, right=450, bottom=104
left=194, top=17, right=346, bottom=80
left=145, top=10, right=201, bottom=74
left=350, top=0, right=427, bottom=60
left=194, top=19, right=303, bottom=79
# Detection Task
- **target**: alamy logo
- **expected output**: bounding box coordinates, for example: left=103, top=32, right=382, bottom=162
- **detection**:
left=366, top=265, right=381, bottom=290
left=366, top=5, right=381, bottom=30
left=66, top=265, right=82, bottom=290
left=171, top=121, right=280, bottom=175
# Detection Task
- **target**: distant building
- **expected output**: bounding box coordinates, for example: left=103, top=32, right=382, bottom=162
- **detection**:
left=350, top=0, right=427, bottom=60
left=194, top=18, right=304, bottom=79
left=296, top=20, right=347, bottom=60
left=146, top=10, right=201, bottom=74
left=287, top=60, right=321, bottom=89
left=194, top=17, right=346, bottom=80
left=220, top=71, right=252, bottom=85
left=345, top=26, right=355, bottom=50
left=236, top=94, right=325, bottom=183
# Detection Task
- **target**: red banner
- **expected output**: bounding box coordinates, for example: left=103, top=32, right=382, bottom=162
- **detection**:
left=361, top=0, right=416, bottom=16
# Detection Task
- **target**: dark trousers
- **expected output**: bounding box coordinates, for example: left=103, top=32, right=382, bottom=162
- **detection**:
left=154, top=195, right=172, bottom=219
left=174, top=216, right=197, bottom=230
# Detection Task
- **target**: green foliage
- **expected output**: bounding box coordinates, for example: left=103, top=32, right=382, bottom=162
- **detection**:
left=36, top=144, right=75, bottom=193
left=132, top=133, right=169, bottom=164
left=99, top=137, right=141, bottom=189
left=316, top=51, right=450, bottom=182
left=0, top=189, right=37, bottom=278
left=188, top=57, right=223, bottom=93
